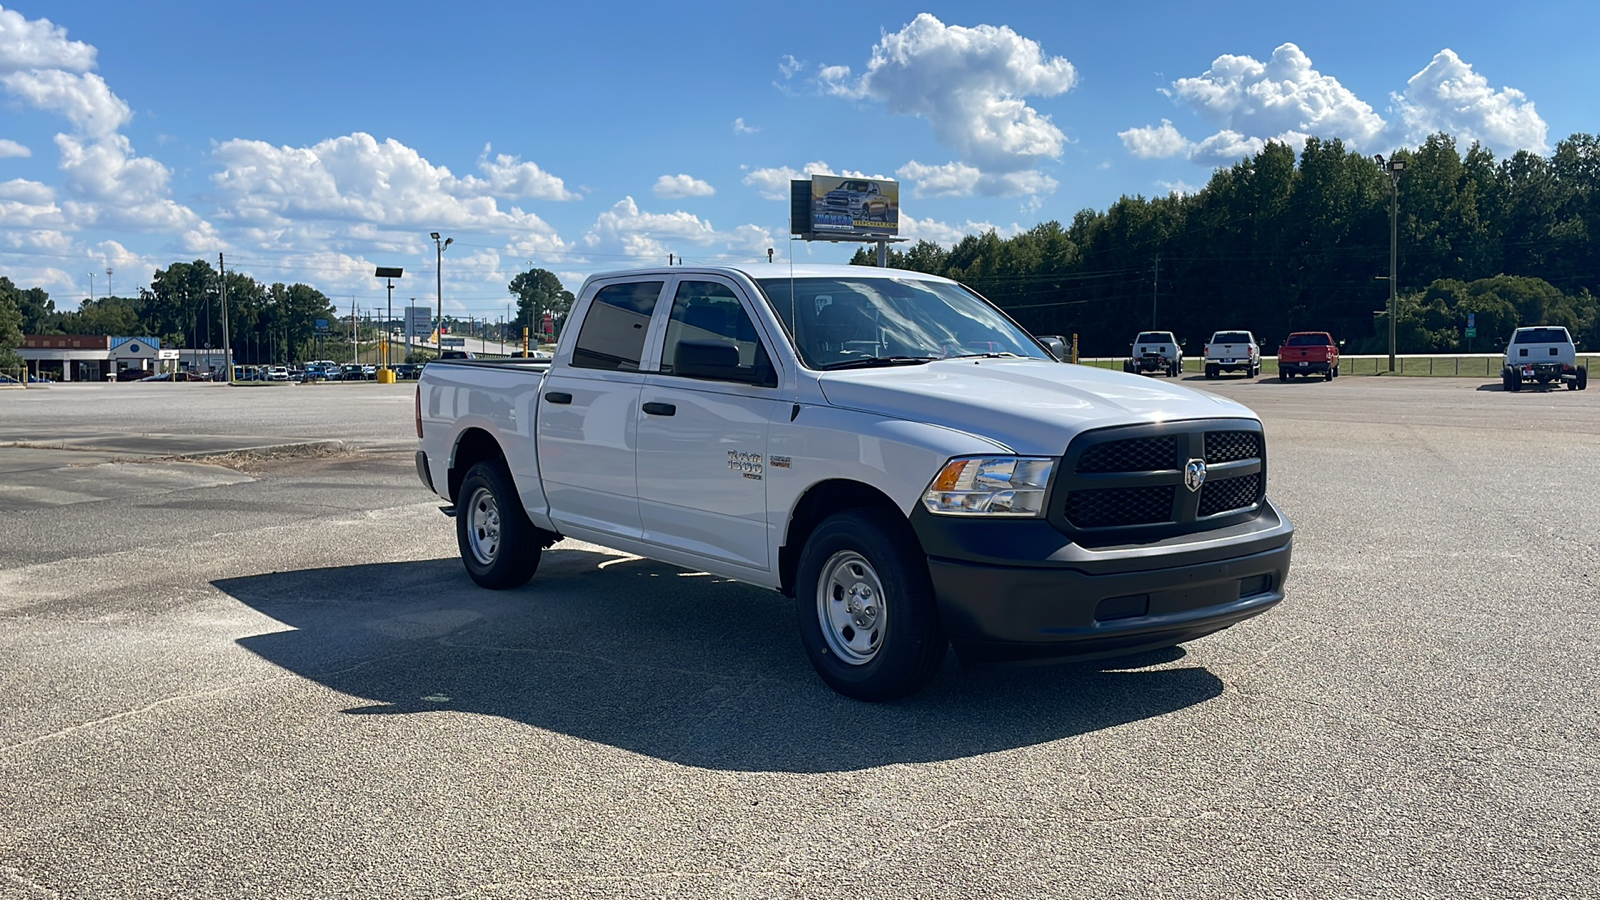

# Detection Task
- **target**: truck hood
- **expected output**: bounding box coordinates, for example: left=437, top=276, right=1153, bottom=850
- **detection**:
left=816, top=359, right=1255, bottom=455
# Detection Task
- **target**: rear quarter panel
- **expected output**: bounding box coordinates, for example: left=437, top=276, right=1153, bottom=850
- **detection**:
left=419, top=362, right=554, bottom=530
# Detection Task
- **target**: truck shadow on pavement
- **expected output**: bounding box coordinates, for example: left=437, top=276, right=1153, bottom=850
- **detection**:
left=214, top=548, right=1223, bottom=773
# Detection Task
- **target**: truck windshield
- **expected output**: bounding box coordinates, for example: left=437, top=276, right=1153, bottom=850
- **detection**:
left=755, top=276, right=1050, bottom=370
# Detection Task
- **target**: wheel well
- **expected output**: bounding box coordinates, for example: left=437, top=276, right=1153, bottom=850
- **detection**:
left=447, top=428, right=507, bottom=504
left=778, top=479, right=908, bottom=597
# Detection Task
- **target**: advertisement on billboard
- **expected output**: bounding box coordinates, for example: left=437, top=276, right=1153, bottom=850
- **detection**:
left=792, top=176, right=899, bottom=238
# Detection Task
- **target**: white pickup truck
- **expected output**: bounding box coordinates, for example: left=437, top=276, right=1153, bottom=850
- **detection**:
left=416, top=264, right=1293, bottom=700
left=1204, top=331, right=1260, bottom=379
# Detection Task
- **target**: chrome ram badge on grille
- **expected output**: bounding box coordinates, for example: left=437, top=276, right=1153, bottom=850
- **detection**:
left=1184, top=458, right=1207, bottom=493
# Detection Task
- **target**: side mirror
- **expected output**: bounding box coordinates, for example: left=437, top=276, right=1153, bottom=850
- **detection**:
left=675, top=339, right=771, bottom=385
left=1038, top=335, right=1068, bottom=361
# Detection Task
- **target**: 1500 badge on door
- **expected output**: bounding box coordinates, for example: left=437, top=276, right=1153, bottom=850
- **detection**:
left=727, top=450, right=763, bottom=480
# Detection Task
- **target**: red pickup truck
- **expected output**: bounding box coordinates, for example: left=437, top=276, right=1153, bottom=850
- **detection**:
left=1277, top=332, right=1340, bottom=381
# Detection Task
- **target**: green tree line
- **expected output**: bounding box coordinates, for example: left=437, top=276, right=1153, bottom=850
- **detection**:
left=853, top=132, right=1600, bottom=356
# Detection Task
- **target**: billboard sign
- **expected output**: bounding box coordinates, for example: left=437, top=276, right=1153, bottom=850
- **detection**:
left=314, top=318, right=329, bottom=333
left=404, top=306, right=432, bottom=341
left=791, top=176, right=899, bottom=238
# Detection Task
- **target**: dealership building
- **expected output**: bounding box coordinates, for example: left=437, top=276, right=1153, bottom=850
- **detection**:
left=17, top=335, right=232, bottom=381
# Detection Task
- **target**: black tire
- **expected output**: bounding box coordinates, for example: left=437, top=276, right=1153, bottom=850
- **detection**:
left=794, top=508, right=947, bottom=702
left=1509, top=371, right=1522, bottom=392
left=1205, top=365, right=1217, bottom=379
left=1324, top=367, right=1334, bottom=381
left=1123, top=360, right=1135, bottom=373
left=1279, top=370, right=1287, bottom=382
left=456, top=461, right=542, bottom=589
left=1579, top=367, right=1589, bottom=391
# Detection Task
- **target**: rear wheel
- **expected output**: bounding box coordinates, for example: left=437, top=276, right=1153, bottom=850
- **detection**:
left=456, top=461, right=542, bottom=590
left=1205, top=364, right=1217, bottom=379
left=1579, top=367, right=1589, bottom=390
left=795, top=508, right=947, bottom=702
left=1324, top=367, right=1334, bottom=381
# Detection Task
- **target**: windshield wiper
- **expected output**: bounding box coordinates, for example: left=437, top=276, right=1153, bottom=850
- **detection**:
left=821, top=356, right=938, bottom=370
left=946, top=351, right=1025, bottom=360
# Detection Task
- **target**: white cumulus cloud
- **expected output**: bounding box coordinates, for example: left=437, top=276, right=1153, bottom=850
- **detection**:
left=581, top=196, right=718, bottom=260
left=0, top=138, right=30, bottom=157
left=653, top=174, right=715, bottom=199
left=732, top=117, right=759, bottom=134
left=822, top=13, right=1076, bottom=175
left=1123, top=43, right=1549, bottom=166
left=471, top=146, right=579, bottom=201
left=1118, top=120, right=1192, bottom=159
left=741, top=161, right=881, bottom=201
left=897, top=160, right=1056, bottom=198
left=0, top=7, right=96, bottom=72
left=210, top=132, right=563, bottom=242
left=1394, top=49, right=1548, bottom=156
left=900, top=216, right=1019, bottom=247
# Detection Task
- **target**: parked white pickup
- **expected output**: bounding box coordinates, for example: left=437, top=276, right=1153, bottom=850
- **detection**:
left=416, top=264, right=1293, bottom=700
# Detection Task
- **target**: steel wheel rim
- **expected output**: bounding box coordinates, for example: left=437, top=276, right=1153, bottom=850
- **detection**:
left=466, top=486, right=502, bottom=566
left=817, top=550, right=886, bottom=666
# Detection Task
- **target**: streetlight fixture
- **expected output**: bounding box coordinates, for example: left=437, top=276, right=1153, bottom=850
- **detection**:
left=1375, top=154, right=1406, bottom=373
left=430, top=232, right=453, bottom=353
left=375, top=266, right=404, bottom=376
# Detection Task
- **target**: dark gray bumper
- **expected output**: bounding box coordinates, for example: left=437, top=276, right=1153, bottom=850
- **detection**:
left=913, top=500, right=1293, bottom=664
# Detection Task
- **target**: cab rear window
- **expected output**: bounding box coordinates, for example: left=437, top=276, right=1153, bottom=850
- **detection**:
left=1136, top=333, right=1173, bottom=343
left=1285, top=334, right=1329, bottom=346
left=1212, top=332, right=1250, bottom=343
left=1513, top=328, right=1571, bottom=344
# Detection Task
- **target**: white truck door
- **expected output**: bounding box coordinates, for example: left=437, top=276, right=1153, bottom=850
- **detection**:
left=536, top=279, right=667, bottom=542
left=637, top=277, right=785, bottom=571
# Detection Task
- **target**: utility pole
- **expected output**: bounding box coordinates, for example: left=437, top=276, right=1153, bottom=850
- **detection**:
left=1375, top=154, right=1406, bottom=373
left=219, top=253, right=231, bottom=382
left=1152, top=253, right=1160, bottom=328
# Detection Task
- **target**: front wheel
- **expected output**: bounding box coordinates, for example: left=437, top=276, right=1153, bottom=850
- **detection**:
left=795, top=508, right=947, bottom=702
left=456, top=461, right=542, bottom=589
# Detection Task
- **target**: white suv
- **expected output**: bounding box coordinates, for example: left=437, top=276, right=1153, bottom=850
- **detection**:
left=1502, top=326, right=1588, bottom=391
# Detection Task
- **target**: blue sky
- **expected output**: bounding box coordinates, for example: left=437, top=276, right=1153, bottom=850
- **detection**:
left=2, top=1, right=1594, bottom=325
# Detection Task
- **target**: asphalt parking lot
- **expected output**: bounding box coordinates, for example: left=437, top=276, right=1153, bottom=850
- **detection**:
left=1, top=378, right=1596, bottom=899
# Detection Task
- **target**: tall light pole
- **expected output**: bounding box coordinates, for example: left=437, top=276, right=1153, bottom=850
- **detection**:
left=375, top=267, right=404, bottom=374
left=1375, top=154, right=1406, bottom=373
left=87, top=271, right=94, bottom=302
left=106, top=266, right=113, bottom=299
left=430, top=232, right=452, bottom=352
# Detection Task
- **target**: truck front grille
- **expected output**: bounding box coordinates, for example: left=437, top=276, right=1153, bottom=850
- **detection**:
left=1198, top=472, right=1262, bottom=517
left=1064, top=485, right=1176, bottom=528
left=1075, top=436, right=1177, bottom=473
left=1055, top=420, right=1266, bottom=540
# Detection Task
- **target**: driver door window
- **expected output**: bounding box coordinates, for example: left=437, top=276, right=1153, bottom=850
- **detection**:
left=658, top=280, right=775, bottom=386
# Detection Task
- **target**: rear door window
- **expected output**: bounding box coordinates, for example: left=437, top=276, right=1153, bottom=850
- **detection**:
left=571, top=281, right=665, bottom=371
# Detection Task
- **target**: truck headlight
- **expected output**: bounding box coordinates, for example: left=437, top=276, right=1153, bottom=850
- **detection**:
left=921, top=457, right=1055, bottom=517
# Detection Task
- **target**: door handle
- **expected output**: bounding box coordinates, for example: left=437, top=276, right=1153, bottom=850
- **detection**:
left=642, top=402, right=676, bottom=416
left=544, top=391, right=572, bottom=404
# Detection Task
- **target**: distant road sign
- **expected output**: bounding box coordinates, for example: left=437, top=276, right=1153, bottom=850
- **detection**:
left=1466, top=327, right=1477, bottom=338
left=1467, top=313, right=1476, bottom=328
left=315, top=318, right=329, bottom=333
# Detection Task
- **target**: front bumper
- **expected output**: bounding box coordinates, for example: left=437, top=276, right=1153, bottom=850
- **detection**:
left=913, top=500, right=1293, bottom=664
